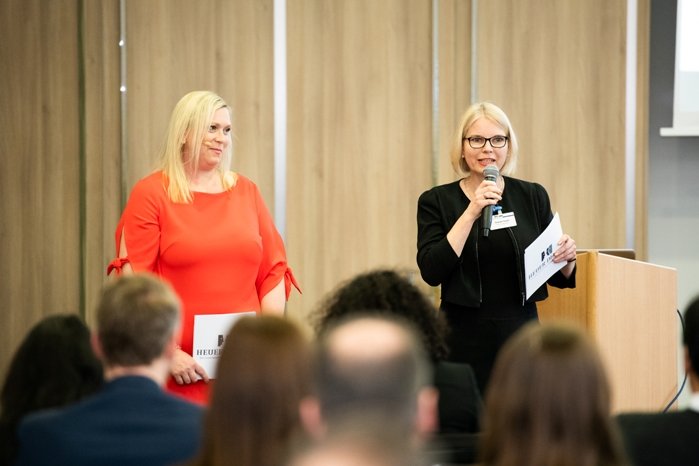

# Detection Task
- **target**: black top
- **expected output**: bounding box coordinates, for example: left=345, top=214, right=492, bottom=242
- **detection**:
left=417, top=176, right=575, bottom=309
left=617, top=410, right=699, bottom=466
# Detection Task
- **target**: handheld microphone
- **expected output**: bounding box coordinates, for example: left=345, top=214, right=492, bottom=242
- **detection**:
left=481, top=164, right=499, bottom=237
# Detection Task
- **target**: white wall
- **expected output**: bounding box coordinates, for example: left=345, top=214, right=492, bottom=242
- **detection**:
left=648, top=0, right=699, bottom=407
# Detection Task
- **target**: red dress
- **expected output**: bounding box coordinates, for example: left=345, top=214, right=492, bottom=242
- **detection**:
left=108, top=172, right=299, bottom=404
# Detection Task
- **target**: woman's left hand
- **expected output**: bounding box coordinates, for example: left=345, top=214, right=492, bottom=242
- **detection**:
left=553, top=234, right=577, bottom=264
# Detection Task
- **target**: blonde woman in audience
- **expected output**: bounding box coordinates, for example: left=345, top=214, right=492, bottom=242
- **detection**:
left=478, top=321, right=629, bottom=466
left=189, top=315, right=312, bottom=466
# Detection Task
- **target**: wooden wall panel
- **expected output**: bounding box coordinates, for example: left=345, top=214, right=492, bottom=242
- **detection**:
left=477, top=0, right=627, bottom=250
left=82, top=0, right=122, bottom=324
left=0, top=0, right=652, bottom=381
left=0, top=0, right=81, bottom=376
left=436, top=0, right=472, bottom=186
left=125, top=0, right=275, bottom=206
left=635, top=0, right=650, bottom=260
left=286, top=0, right=433, bottom=320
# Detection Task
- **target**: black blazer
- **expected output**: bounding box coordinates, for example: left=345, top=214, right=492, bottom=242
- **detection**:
left=617, top=410, right=699, bottom=466
left=417, top=176, right=575, bottom=308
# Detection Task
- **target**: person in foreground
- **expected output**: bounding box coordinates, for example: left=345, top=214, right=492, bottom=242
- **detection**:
left=189, top=315, right=312, bottom=466
left=0, top=314, right=103, bottom=466
left=299, top=315, right=438, bottom=460
left=14, top=274, right=203, bottom=466
left=417, top=101, right=577, bottom=393
left=108, top=90, right=299, bottom=404
left=288, top=418, right=422, bottom=466
left=312, top=268, right=482, bottom=462
left=479, top=321, right=628, bottom=466
left=617, top=296, right=699, bottom=466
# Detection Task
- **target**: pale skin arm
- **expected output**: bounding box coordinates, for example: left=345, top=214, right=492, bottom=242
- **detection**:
left=446, top=179, right=502, bottom=256
left=171, top=350, right=209, bottom=385
left=260, top=279, right=286, bottom=316
left=118, top=229, right=134, bottom=274
left=553, top=233, right=577, bottom=278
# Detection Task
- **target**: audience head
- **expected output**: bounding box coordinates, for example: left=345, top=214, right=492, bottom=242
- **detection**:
left=683, top=296, right=699, bottom=385
left=0, top=314, right=103, bottom=464
left=288, top=419, right=424, bottom=466
left=451, top=102, right=519, bottom=177
left=302, top=315, right=437, bottom=441
left=192, top=315, right=311, bottom=466
left=479, top=321, right=626, bottom=466
left=95, top=273, right=181, bottom=370
left=314, top=268, right=448, bottom=361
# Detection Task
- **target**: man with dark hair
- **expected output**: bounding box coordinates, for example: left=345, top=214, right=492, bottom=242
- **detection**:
left=617, top=296, right=699, bottom=466
left=15, top=274, right=203, bottom=466
left=300, top=315, right=438, bottom=444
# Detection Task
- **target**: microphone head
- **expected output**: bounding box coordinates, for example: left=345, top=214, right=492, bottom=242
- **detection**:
left=483, top=164, right=499, bottom=181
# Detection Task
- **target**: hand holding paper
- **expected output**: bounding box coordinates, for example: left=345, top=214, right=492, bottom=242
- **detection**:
left=524, top=213, right=568, bottom=299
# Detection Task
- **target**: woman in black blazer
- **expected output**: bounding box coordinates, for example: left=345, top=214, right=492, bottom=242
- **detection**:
left=417, top=102, right=577, bottom=394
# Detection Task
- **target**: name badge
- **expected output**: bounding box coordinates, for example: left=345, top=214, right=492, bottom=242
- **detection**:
left=490, top=211, right=517, bottom=230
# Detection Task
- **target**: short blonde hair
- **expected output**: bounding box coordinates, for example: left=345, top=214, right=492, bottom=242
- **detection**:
left=450, top=102, right=518, bottom=177
left=159, top=90, right=233, bottom=203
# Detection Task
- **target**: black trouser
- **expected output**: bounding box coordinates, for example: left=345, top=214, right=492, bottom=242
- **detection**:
left=442, top=303, right=538, bottom=396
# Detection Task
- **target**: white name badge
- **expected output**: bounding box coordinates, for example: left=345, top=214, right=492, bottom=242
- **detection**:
left=490, top=212, right=517, bottom=230
left=192, top=312, right=256, bottom=379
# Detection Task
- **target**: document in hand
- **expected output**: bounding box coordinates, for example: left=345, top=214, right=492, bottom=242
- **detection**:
left=193, top=312, right=256, bottom=378
left=524, top=212, right=566, bottom=300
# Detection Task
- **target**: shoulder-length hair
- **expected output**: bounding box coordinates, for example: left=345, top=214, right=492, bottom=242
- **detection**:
left=159, top=90, right=234, bottom=203
left=190, top=315, right=312, bottom=466
left=479, top=322, right=628, bottom=466
left=0, top=314, right=103, bottom=464
left=450, top=102, right=519, bottom=177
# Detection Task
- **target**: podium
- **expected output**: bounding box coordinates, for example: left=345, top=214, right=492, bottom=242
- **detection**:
left=538, top=250, right=678, bottom=413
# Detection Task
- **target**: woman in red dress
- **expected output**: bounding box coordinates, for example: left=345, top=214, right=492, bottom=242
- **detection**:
left=109, top=90, right=299, bottom=404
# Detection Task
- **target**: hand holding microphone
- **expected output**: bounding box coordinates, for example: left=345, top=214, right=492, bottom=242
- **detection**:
left=481, top=164, right=500, bottom=237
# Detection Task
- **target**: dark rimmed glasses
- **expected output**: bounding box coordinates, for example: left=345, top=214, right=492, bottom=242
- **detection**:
left=463, top=135, right=508, bottom=149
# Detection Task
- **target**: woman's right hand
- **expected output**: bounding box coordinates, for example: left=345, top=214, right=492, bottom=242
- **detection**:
left=465, top=178, right=502, bottom=220
left=171, top=348, right=210, bottom=384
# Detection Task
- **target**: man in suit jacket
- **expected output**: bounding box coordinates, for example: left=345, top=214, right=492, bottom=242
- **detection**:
left=15, top=274, right=204, bottom=466
left=617, top=296, right=699, bottom=466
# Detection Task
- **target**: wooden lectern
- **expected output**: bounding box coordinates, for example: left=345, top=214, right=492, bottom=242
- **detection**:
left=538, top=250, right=678, bottom=413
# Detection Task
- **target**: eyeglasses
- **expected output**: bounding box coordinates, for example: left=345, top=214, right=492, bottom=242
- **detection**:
left=463, top=135, right=509, bottom=149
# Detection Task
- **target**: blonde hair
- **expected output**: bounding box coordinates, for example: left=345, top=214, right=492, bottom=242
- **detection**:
left=450, top=102, right=519, bottom=177
left=159, top=91, right=234, bottom=203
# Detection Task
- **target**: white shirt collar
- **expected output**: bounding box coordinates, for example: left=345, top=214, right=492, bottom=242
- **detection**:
left=688, top=392, right=699, bottom=412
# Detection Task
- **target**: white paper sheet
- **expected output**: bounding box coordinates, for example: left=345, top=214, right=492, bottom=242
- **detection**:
left=524, top=212, right=566, bottom=300
left=192, top=312, right=256, bottom=378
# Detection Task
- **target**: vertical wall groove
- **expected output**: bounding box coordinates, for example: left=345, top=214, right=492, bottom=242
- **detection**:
left=431, top=0, right=440, bottom=187
left=119, top=0, right=127, bottom=208
left=77, top=0, right=87, bottom=319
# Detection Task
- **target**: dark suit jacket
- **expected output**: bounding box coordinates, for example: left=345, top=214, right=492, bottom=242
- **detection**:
left=15, top=375, right=203, bottom=466
left=617, top=410, right=699, bottom=466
